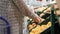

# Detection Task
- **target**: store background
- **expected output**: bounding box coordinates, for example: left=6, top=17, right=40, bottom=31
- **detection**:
left=24, top=0, right=56, bottom=7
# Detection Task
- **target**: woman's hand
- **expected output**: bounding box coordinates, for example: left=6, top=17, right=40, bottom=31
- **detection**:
left=33, top=16, right=42, bottom=24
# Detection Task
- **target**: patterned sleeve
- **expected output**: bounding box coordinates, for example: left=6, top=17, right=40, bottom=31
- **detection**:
left=12, top=0, right=39, bottom=19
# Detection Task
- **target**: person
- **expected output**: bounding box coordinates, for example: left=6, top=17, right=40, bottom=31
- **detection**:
left=0, top=0, right=42, bottom=34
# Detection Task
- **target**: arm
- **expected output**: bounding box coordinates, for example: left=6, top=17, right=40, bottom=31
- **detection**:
left=12, top=0, right=41, bottom=23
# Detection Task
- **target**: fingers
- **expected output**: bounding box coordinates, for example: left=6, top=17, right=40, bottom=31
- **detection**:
left=33, top=16, right=42, bottom=24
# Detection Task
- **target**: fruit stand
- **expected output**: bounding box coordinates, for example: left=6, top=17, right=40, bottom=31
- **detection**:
left=27, top=5, right=60, bottom=34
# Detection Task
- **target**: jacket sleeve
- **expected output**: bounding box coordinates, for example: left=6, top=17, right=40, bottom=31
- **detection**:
left=12, top=0, right=39, bottom=19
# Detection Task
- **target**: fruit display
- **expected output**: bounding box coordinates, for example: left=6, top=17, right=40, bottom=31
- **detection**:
left=28, top=18, right=45, bottom=30
left=44, top=7, right=51, bottom=13
left=35, top=7, right=48, bottom=12
left=28, top=23, right=37, bottom=30
left=27, top=6, right=59, bottom=34
left=29, top=22, right=51, bottom=34
left=27, top=7, right=51, bottom=34
left=35, top=6, right=59, bottom=15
